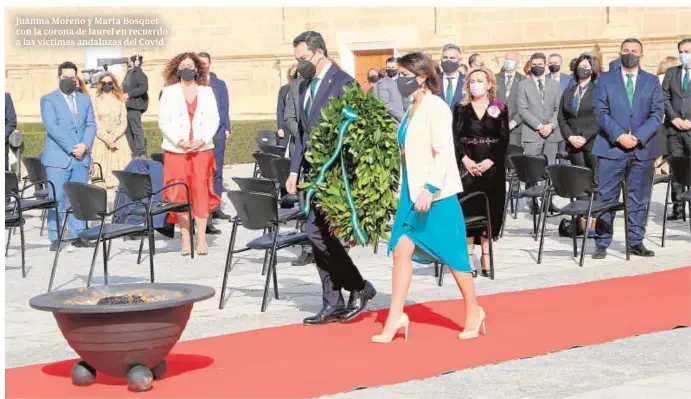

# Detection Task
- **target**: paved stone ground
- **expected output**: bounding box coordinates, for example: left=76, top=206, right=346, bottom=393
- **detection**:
left=4, top=163, right=690, bottom=398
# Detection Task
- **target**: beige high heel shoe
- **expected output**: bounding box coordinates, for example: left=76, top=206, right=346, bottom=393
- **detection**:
left=371, top=313, right=410, bottom=343
left=459, top=307, right=486, bottom=340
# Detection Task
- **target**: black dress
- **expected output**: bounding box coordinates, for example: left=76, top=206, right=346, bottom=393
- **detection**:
left=452, top=101, right=510, bottom=244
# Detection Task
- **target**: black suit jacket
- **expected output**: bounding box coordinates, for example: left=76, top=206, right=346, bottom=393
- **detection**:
left=122, top=67, right=149, bottom=112
left=558, top=81, right=599, bottom=152
left=495, top=72, right=524, bottom=129
left=662, top=65, right=691, bottom=134
left=290, top=65, right=354, bottom=174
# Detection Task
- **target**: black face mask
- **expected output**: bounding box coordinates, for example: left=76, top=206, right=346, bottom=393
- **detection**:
left=178, top=68, right=196, bottom=82
left=531, top=66, right=545, bottom=77
left=620, top=53, right=640, bottom=69
left=548, top=65, right=561, bottom=73
left=297, top=53, right=320, bottom=81
left=441, top=60, right=459, bottom=74
left=101, top=82, right=114, bottom=92
left=59, top=78, right=76, bottom=95
left=576, top=68, right=592, bottom=80
left=368, top=75, right=379, bottom=83
left=397, top=76, right=419, bottom=98
left=386, top=69, right=397, bottom=78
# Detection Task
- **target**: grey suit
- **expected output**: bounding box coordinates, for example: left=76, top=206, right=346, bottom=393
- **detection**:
left=283, top=77, right=304, bottom=157
left=517, top=76, right=563, bottom=164
left=373, top=76, right=405, bottom=122
left=496, top=72, right=524, bottom=146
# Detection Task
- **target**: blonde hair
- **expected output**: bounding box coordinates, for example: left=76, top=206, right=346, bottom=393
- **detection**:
left=460, top=67, right=497, bottom=106
left=656, top=56, right=679, bottom=75
left=95, top=72, right=124, bottom=101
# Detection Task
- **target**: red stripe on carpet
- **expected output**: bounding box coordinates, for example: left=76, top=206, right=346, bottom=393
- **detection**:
left=6, top=267, right=691, bottom=398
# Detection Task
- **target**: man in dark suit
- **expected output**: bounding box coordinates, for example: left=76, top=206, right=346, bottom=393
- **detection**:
left=122, top=54, right=149, bottom=158
left=437, top=43, right=465, bottom=108
left=546, top=53, right=575, bottom=91
left=374, top=56, right=405, bottom=123
left=5, top=92, right=17, bottom=171
left=198, top=52, right=231, bottom=227
left=662, top=38, right=691, bottom=220
left=285, top=31, right=376, bottom=325
left=496, top=51, right=524, bottom=146
left=592, top=38, right=664, bottom=259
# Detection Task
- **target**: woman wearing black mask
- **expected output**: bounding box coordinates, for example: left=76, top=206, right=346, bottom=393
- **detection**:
left=372, top=52, right=485, bottom=344
left=363, top=68, right=379, bottom=93
left=557, top=53, right=601, bottom=234
left=159, top=52, right=221, bottom=256
left=91, top=72, right=130, bottom=190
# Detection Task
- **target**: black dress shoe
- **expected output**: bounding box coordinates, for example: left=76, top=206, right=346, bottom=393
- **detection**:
left=342, top=281, right=377, bottom=322
left=49, top=240, right=59, bottom=252
left=303, top=305, right=346, bottom=325
left=480, top=269, right=491, bottom=278
left=291, top=249, right=314, bottom=266
left=592, top=247, right=608, bottom=259
left=213, top=210, right=231, bottom=220
left=72, top=238, right=95, bottom=248
left=206, top=225, right=222, bottom=235
left=667, top=212, right=686, bottom=221
left=630, top=243, right=655, bottom=257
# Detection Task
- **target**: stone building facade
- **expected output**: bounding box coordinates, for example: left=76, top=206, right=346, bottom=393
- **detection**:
left=5, top=7, right=690, bottom=121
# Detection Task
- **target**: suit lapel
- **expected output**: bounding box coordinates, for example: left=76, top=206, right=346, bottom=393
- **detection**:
left=632, top=72, right=647, bottom=111
left=298, top=79, right=308, bottom=129
left=615, top=70, right=633, bottom=112
left=53, top=90, right=76, bottom=127
left=307, top=66, right=338, bottom=127
left=453, top=74, right=465, bottom=104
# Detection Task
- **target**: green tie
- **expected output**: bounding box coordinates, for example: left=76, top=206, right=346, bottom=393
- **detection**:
left=446, top=77, right=454, bottom=106
left=683, top=69, right=690, bottom=92
left=305, top=78, right=320, bottom=117
left=625, top=73, right=635, bottom=106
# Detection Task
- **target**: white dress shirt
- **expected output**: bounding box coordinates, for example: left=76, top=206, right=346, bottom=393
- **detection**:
left=303, top=61, right=333, bottom=108
left=621, top=67, right=639, bottom=92
left=442, top=73, right=459, bottom=99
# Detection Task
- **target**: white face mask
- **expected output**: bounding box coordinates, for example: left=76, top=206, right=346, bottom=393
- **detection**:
left=470, top=82, right=487, bottom=97
left=680, top=53, right=691, bottom=68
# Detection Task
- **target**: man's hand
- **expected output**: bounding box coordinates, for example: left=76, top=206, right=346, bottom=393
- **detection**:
left=72, top=143, right=87, bottom=159
left=509, top=120, right=517, bottom=130
left=225, top=130, right=230, bottom=139
left=617, top=134, right=638, bottom=149
left=568, top=136, right=585, bottom=149
left=123, top=93, right=129, bottom=101
left=682, top=120, right=691, bottom=131
left=286, top=174, right=298, bottom=195
left=539, top=124, right=552, bottom=137
left=672, top=118, right=686, bottom=130
left=414, top=190, right=433, bottom=213
left=277, top=129, right=285, bottom=138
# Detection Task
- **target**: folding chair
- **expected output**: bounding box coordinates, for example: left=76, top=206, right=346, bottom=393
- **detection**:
left=5, top=173, right=26, bottom=277
left=502, top=154, right=549, bottom=239
left=20, top=157, right=51, bottom=235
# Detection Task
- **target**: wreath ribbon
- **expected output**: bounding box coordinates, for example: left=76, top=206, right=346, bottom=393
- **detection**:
left=302, top=106, right=369, bottom=246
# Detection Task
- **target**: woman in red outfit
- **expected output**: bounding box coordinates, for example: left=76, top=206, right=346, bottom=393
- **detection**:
left=159, top=52, right=220, bottom=256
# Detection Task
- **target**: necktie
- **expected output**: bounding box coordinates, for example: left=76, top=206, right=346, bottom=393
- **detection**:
left=626, top=73, right=635, bottom=106
left=683, top=69, right=690, bottom=92
left=506, top=74, right=513, bottom=97
left=573, top=85, right=586, bottom=114
left=446, top=77, right=454, bottom=106
left=537, top=79, right=544, bottom=103
left=305, top=78, right=320, bottom=117
left=68, top=94, right=77, bottom=120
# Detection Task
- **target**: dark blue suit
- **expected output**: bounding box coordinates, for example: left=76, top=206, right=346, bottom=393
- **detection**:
left=5, top=92, right=17, bottom=171
left=592, top=67, right=664, bottom=248
left=209, top=73, right=230, bottom=210
left=436, top=73, right=465, bottom=108
left=291, top=65, right=366, bottom=308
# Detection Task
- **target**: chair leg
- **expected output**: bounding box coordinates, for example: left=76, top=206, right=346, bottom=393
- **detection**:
left=40, top=209, right=47, bottom=236
left=261, top=230, right=280, bottom=312
left=373, top=237, right=379, bottom=254
left=48, top=219, right=69, bottom=292
left=500, top=179, right=513, bottom=238
left=662, top=181, right=671, bottom=247
left=537, top=195, right=550, bottom=264
left=272, top=250, right=279, bottom=300
left=219, top=221, right=238, bottom=310
left=148, top=224, right=155, bottom=283
left=486, top=217, right=495, bottom=280
left=579, top=213, right=593, bottom=267
left=433, top=261, right=439, bottom=277
left=5, top=227, right=12, bottom=255
left=437, top=263, right=445, bottom=286
left=105, top=240, right=112, bottom=261
left=102, top=239, right=108, bottom=285
left=571, top=215, right=578, bottom=257
left=86, top=224, right=105, bottom=287
left=19, top=222, right=26, bottom=278
left=188, top=207, right=195, bottom=259
left=532, top=198, right=538, bottom=240
left=136, top=236, right=145, bottom=264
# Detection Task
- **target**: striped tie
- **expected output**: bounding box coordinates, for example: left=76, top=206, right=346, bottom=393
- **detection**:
left=305, top=78, right=320, bottom=117
left=69, top=94, right=78, bottom=120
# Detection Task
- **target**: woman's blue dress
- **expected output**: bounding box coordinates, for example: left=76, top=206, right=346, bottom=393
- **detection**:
left=387, top=112, right=472, bottom=272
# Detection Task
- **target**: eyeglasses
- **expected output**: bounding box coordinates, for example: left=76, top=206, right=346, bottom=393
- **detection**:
left=101, top=81, right=113, bottom=85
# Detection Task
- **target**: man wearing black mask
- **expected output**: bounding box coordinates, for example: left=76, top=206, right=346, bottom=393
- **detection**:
left=546, top=53, right=575, bottom=91
left=437, top=43, right=465, bottom=108
left=286, top=30, right=377, bottom=325
left=122, top=54, right=149, bottom=158
left=374, top=56, right=405, bottom=122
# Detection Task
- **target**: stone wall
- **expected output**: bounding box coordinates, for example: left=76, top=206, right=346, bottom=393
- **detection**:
left=5, top=7, right=690, bottom=122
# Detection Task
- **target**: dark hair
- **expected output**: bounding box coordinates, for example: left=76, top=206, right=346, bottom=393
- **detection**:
left=162, top=52, right=209, bottom=86
left=468, top=53, right=481, bottom=67
left=573, top=53, right=600, bottom=82
left=678, top=38, right=691, bottom=51
left=293, top=31, right=328, bottom=57
left=530, top=53, right=547, bottom=63
left=621, top=38, right=643, bottom=52
left=57, top=61, right=78, bottom=76
left=385, top=56, right=396, bottom=64
left=569, top=58, right=578, bottom=72
left=198, top=52, right=211, bottom=62
left=397, top=52, right=440, bottom=95
left=548, top=53, right=562, bottom=60
left=129, top=54, right=143, bottom=66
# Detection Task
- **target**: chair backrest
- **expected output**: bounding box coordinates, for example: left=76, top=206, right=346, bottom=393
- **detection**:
left=545, top=164, right=593, bottom=199
left=23, top=157, right=48, bottom=184
left=232, top=177, right=277, bottom=196
left=669, top=156, right=691, bottom=187
left=255, top=130, right=278, bottom=147
left=227, top=190, right=278, bottom=230
left=271, top=157, right=292, bottom=188
left=253, top=152, right=281, bottom=179
left=510, top=154, right=548, bottom=185
left=5, top=171, right=19, bottom=195
left=63, top=182, right=108, bottom=221
left=505, top=145, right=524, bottom=170
left=112, top=170, right=153, bottom=201
left=150, top=153, right=164, bottom=164
left=259, top=144, right=287, bottom=157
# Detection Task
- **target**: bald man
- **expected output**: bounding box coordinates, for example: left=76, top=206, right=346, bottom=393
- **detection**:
left=496, top=51, right=525, bottom=146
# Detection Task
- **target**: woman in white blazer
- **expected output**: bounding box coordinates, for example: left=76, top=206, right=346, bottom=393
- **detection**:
left=372, top=52, right=486, bottom=344
left=159, top=52, right=221, bottom=256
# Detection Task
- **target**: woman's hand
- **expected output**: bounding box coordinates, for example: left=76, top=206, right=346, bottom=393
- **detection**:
left=477, top=159, right=494, bottom=173
left=568, top=136, right=585, bottom=149
left=462, top=156, right=482, bottom=176
left=177, top=139, right=190, bottom=150
left=189, top=139, right=205, bottom=151
left=414, top=189, right=433, bottom=212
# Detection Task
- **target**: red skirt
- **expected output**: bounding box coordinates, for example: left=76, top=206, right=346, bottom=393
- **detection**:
left=162, top=149, right=221, bottom=223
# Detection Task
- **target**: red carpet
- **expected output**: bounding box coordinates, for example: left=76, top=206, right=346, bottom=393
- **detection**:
left=6, top=268, right=690, bottom=398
